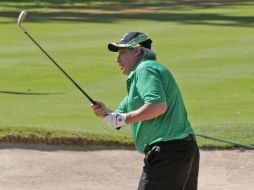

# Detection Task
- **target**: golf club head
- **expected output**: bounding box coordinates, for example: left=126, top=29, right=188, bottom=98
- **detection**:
left=17, top=10, right=27, bottom=32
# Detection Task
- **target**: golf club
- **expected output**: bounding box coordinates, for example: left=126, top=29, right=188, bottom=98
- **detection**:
left=17, top=10, right=97, bottom=105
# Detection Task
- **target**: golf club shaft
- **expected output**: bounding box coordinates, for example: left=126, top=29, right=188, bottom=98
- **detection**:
left=23, top=30, right=96, bottom=105
left=195, top=133, right=254, bottom=149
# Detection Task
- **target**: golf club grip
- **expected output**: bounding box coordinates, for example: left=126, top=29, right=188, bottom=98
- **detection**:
left=24, top=31, right=96, bottom=104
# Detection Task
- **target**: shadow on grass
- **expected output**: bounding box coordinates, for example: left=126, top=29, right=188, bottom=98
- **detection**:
left=1, top=10, right=254, bottom=28
left=1, top=0, right=254, bottom=10
left=0, top=90, right=64, bottom=96
left=0, top=0, right=254, bottom=27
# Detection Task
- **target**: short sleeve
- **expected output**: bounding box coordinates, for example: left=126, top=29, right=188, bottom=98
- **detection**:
left=136, top=67, right=166, bottom=104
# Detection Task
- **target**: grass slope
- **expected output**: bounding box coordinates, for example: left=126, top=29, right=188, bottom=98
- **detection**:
left=0, top=0, right=253, bottom=148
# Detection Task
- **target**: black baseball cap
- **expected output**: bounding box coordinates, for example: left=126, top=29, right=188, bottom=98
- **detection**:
left=108, top=32, right=152, bottom=52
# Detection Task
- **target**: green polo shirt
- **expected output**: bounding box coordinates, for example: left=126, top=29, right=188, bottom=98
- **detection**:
left=116, top=57, right=194, bottom=153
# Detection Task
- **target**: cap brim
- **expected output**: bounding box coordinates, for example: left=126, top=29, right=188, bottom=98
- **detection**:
left=108, top=43, right=133, bottom=52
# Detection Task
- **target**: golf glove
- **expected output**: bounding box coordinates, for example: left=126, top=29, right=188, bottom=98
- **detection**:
left=103, top=112, right=127, bottom=129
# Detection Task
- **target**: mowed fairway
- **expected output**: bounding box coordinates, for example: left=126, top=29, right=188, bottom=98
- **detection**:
left=0, top=0, right=254, bottom=147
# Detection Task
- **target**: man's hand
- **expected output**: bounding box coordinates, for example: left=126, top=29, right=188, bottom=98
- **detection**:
left=91, top=100, right=111, bottom=117
left=103, top=112, right=127, bottom=129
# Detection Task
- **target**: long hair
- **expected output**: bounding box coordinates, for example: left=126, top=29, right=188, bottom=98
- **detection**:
left=141, top=47, right=157, bottom=60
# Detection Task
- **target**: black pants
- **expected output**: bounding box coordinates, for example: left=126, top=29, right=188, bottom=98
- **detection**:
left=138, top=136, right=200, bottom=190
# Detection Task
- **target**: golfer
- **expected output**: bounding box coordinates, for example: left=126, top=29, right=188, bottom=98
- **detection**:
left=91, top=32, right=199, bottom=190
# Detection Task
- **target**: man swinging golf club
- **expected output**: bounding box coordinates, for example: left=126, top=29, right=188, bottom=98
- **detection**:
left=91, top=32, right=200, bottom=190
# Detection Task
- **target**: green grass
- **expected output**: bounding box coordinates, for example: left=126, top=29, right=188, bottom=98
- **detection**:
left=0, top=0, right=254, bottom=148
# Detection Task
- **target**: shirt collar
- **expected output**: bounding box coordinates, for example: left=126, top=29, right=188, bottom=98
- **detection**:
left=127, top=57, right=148, bottom=80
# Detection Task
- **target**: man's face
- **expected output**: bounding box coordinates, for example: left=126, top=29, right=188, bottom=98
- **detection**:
left=116, top=47, right=140, bottom=75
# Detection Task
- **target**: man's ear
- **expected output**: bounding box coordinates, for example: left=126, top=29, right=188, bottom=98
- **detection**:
left=134, top=46, right=142, bottom=57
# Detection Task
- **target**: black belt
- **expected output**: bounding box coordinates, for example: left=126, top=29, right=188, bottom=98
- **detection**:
left=144, top=134, right=196, bottom=154
left=182, top=134, right=196, bottom=141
